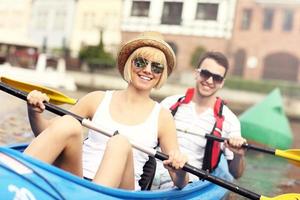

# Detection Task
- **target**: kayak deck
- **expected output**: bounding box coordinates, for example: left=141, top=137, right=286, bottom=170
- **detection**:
left=0, top=145, right=227, bottom=200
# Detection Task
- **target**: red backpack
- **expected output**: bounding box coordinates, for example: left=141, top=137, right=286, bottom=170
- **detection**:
left=169, top=88, right=225, bottom=172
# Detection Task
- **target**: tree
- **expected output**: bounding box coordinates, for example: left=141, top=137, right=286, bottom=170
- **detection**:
left=190, top=46, right=206, bottom=68
left=79, top=29, right=115, bottom=72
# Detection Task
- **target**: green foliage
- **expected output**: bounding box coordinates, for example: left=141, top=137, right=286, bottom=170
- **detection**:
left=79, top=32, right=115, bottom=72
left=225, top=76, right=300, bottom=98
left=190, top=46, right=206, bottom=68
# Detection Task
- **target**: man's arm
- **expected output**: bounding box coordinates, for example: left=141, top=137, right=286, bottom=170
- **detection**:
left=227, top=152, right=245, bottom=179
left=223, top=107, right=246, bottom=179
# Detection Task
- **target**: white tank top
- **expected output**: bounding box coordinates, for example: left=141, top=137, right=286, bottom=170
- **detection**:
left=82, top=91, right=160, bottom=190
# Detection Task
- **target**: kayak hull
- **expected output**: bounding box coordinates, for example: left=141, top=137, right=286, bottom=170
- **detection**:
left=0, top=144, right=228, bottom=200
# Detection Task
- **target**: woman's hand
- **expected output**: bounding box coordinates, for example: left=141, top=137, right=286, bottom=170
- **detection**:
left=224, top=136, right=247, bottom=155
left=27, top=90, right=50, bottom=113
left=163, top=149, right=188, bottom=170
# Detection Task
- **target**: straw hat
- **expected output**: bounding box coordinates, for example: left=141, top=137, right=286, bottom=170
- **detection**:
left=117, top=31, right=176, bottom=78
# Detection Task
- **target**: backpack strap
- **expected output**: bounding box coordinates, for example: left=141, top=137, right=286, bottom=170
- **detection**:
left=169, top=88, right=194, bottom=116
left=202, top=97, right=225, bottom=172
left=138, top=156, right=157, bottom=190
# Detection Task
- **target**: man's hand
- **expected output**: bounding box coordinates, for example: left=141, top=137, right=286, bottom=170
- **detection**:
left=224, top=136, right=247, bottom=155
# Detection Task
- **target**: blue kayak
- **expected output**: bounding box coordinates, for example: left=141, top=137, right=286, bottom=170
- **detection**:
left=0, top=144, right=230, bottom=200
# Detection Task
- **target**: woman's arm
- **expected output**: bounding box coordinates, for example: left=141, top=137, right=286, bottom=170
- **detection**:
left=27, top=90, right=54, bottom=136
left=69, top=91, right=104, bottom=119
left=27, top=90, right=104, bottom=137
left=158, top=108, right=189, bottom=189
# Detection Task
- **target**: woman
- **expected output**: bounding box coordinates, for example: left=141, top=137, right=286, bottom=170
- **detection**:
left=24, top=32, right=189, bottom=190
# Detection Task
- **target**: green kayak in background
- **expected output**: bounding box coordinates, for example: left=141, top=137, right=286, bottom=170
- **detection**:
left=239, top=88, right=293, bottom=149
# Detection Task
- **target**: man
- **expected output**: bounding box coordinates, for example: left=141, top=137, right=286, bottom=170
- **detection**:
left=156, top=51, right=246, bottom=189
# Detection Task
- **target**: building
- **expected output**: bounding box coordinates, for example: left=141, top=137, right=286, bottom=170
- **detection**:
left=122, top=0, right=300, bottom=83
left=121, top=0, right=237, bottom=73
left=230, top=0, right=300, bottom=82
left=29, top=0, right=76, bottom=53
left=28, top=0, right=122, bottom=57
left=0, top=0, right=33, bottom=46
left=0, top=0, right=38, bottom=67
left=1, top=0, right=299, bottom=82
left=70, top=0, right=122, bottom=57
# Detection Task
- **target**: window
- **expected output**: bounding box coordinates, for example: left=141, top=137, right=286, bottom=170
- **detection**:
left=82, top=12, right=95, bottom=30
left=195, top=3, right=219, bottom=20
left=240, top=9, right=252, bottom=30
left=131, top=1, right=150, bottom=17
left=161, top=2, right=183, bottom=25
left=282, top=9, right=293, bottom=31
left=263, top=52, right=298, bottom=81
left=263, top=8, right=274, bottom=30
left=35, top=11, right=48, bottom=30
left=53, top=10, right=66, bottom=31
left=233, top=49, right=246, bottom=76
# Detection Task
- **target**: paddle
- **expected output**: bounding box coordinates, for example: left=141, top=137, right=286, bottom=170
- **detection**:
left=0, top=76, right=77, bottom=105
left=177, top=128, right=300, bottom=166
left=0, top=82, right=299, bottom=200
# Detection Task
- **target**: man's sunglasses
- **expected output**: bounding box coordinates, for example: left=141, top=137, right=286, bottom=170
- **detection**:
left=198, top=69, right=224, bottom=84
left=133, top=57, right=164, bottom=74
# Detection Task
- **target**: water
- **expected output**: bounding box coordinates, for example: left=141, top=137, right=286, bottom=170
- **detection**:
left=231, top=152, right=286, bottom=199
left=0, top=89, right=299, bottom=199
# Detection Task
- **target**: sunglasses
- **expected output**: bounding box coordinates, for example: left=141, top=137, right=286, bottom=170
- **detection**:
left=133, top=57, right=164, bottom=74
left=198, top=69, right=224, bottom=84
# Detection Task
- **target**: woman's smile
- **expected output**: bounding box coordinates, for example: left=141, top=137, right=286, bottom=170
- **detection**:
left=138, top=74, right=153, bottom=81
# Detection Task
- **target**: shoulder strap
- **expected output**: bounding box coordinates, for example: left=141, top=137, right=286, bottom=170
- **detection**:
left=214, top=97, right=225, bottom=134
left=138, top=156, right=156, bottom=190
left=169, top=88, right=194, bottom=116
left=202, top=97, right=225, bottom=172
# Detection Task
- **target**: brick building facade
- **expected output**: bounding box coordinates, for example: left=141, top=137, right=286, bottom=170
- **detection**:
left=121, top=0, right=300, bottom=82
left=230, top=0, right=300, bottom=82
left=121, top=0, right=236, bottom=73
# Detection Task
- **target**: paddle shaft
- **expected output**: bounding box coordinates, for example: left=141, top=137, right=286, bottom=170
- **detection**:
left=180, top=129, right=300, bottom=166
left=0, top=82, right=262, bottom=200
left=206, top=134, right=276, bottom=155
left=177, top=128, right=276, bottom=155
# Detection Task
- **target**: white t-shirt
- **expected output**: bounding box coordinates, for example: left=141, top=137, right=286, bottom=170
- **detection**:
left=157, top=94, right=241, bottom=185
left=82, top=91, right=160, bottom=190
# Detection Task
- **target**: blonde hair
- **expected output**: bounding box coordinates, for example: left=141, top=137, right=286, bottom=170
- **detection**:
left=123, top=47, right=168, bottom=89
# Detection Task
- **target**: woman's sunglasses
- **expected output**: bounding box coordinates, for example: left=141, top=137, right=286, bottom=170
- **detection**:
left=198, top=69, right=224, bottom=84
left=133, top=57, right=164, bottom=74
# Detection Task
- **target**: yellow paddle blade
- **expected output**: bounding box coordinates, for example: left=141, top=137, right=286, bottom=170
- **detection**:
left=0, top=76, right=77, bottom=105
left=275, top=149, right=300, bottom=166
left=260, top=193, right=300, bottom=200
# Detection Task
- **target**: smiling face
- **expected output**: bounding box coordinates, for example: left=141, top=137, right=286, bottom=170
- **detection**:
left=123, top=47, right=168, bottom=91
left=195, top=58, right=226, bottom=98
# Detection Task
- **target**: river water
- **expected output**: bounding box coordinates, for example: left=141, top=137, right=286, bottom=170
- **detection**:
left=0, top=89, right=299, bottom=199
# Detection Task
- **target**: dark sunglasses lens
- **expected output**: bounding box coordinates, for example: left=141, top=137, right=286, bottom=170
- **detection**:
left=151, top=63, right=164, bottom=74
left=200, top=69, right=223, bottom=83
left=200, top=70, right=212, bottom=79
left=134, top=57, right=147, bottom=68
left=213, top=75, right=223, bottom=83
